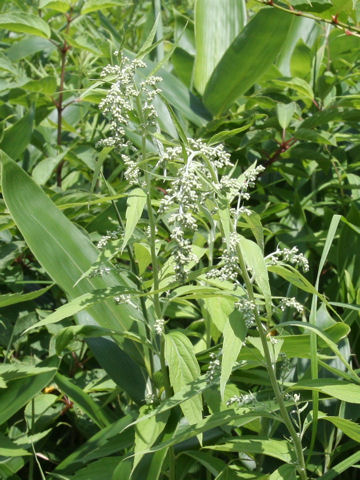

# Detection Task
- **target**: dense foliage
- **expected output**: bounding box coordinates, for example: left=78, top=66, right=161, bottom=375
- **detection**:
left=0, top=1, right=360, bottom=479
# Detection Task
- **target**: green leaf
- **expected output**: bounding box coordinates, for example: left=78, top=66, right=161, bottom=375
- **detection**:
left=203, top=8, right=292, bottom=115
left=277, top=321, right=357, bottom=378
left=55, top=325, right=113, bottom=355
left=133, top=243, right=152, bottom=275
left=7, top=37, right=55, bottom=61
left=0, top=152, right=146, bottom=403
left=320, top=416, right=360, bottom=443
left=133, top=405, right=169, bottom=470
left=277, top=102, right=296, bottom=130
left=122, top=188, right=146, bottom=252
left=23, top=76, right=57, bottom=95
left=291, top=379, right=360, bottom=404
left=319, top=450, right=360, bottom=480
left=0, top=284, right=53, bottom=308
left=0, top=12, right=51, bottom=39
left=0, top=434, right=30, bottom=457
left=276, top=17, right=316, bottom=76
left=220, top=310, right=247, bottom=398
left=55, top=373, right=112, bottom=429
left=81, top=0, right=126, bottom=14
left=24, top=287, right=136, bottom=333
left=164, top=330, right=202, bottom=427
left=55, top=414, right=135, bottom=473
left=270, top=464, right=297, bottom=480
left=0, top=111, right=34, bottom=160
left=194, top=0, right=246, bottom=94
left=39, top=0, right=71, bottom=12
left=0, top=357, right=58, bottom=425
left=206, top=436, right=295, bottom=463
left=238, top=235, right=272, bottom=317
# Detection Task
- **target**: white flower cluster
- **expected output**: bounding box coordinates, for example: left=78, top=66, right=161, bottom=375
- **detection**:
left=160, top=139, right=231, bottom=280
left=89, top=265, right=111, bottom=277
left=279, top=297, right=304, bottom=314
left=235, top=296, right=257, bottom=327
left=98, top=54, right=162, bottom=183
left=114, top=294, right=137, bottom=309
left=207, top=352, right=221, bottom=381
left=154, top=318, right=165, bottom=335
left=267, top=246, right=309, bottom=272
left=220, top=164, right=265, bottom=202
left=207, top=233, right=240, bottom=282
left=97, top=228, right=121, bottom=249
left=226, top=392, right=256, bottom=407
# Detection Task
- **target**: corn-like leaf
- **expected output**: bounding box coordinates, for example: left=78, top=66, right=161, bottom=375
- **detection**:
left=0, top=152, right=146, bottom=403
left=194, top=0, right=246, bottom=94
left=203, top=8, right=292, bottom=115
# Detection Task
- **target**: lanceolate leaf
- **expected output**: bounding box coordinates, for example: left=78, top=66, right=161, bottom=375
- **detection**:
left=0, top=152, right=146, bottom=403
left=122, top=188, right=146, bottom=252
left=0, top=12, right=51, bottom=39
left=164, top=330, right=202, bottom=427
left=203, top=8, right=292, bottom=115
left=238, top=235, right=272, bottom=317
left=220, top=310, right=247, bottom=398
left=194, top=0, right=246, bottom=94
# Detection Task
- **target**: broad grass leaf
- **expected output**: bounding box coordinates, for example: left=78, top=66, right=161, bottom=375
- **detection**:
left=220, top=310, right=247, bottom=398
left=122, top=188, right=146, bottom=252
left=194, top=0, right=246, bottom=94
left=320, top=416, right=360, bottom=443
left=0, top=12, right=51, bottom=38
left=164, top=331, right=202, bottom=427
left=291, top=379, right=360, bottom=404
left=0, top=356, right=58, bottom=425
left=55, top=373, right=112, bottom=429
left=0, top=152, right=146, bottom=402
left=205, top=437, right=295, bottom=463
left=277, top=321, right=357, bottom=378
left=319, top=451, right=360, bottom=480
left=203, top=9, right=292, bottom=115
left=0, top=284, right=53, bottom=308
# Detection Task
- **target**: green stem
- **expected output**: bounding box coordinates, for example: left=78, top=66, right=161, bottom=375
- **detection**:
left=236, top=244, right=308, bottom=480
left=202, top=154, right=307, bottom=478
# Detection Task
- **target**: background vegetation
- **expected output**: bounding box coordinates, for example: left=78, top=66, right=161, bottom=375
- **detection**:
left=0, top=0, right=360, bottom=479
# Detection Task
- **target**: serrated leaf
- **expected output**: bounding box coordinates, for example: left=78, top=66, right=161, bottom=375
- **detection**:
left=164, top=330, right=202, bottom=427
